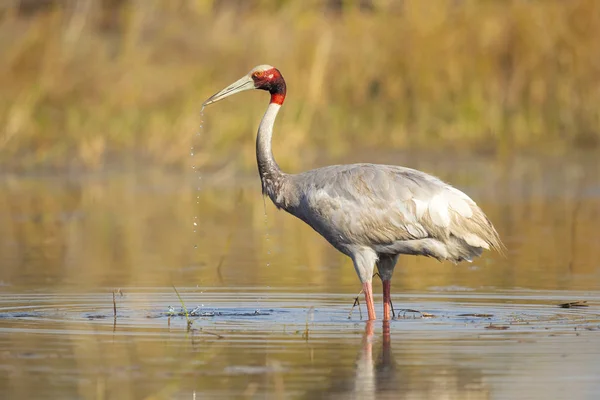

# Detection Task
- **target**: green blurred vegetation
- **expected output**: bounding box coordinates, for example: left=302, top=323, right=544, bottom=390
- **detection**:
left=0, top=0, right=599, bottom=171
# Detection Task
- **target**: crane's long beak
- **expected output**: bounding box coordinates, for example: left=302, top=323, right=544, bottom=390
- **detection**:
left=203, top=75, right=255, bottom=106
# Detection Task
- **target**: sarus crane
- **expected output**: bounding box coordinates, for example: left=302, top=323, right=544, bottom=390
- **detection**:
left=203, top=65, right=502, bottom=321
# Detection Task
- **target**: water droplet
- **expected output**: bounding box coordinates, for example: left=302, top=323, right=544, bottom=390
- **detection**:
left=191, top=110, right=205, bottom=254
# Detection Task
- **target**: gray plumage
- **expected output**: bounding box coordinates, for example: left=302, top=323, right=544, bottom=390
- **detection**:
left=204, top=64, right=503, bottom=320
left=256, top=103, right=502, bottom=286
left=274, top=163, right=501, bottom=263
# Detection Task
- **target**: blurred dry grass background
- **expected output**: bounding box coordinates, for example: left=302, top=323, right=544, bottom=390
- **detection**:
left=2, top=5, right=600, bottom=398
left=0, top=0, right=599, bottom=172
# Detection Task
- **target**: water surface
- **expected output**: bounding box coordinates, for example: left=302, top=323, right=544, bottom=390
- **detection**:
left=0, top=152, right=599, bottom=399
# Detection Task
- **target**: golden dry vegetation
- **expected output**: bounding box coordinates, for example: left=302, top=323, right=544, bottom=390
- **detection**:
left=0, top=0, right=599, bottom=172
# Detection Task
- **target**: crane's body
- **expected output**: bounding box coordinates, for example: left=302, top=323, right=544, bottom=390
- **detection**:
left=204, top=65, right=502, bottom=321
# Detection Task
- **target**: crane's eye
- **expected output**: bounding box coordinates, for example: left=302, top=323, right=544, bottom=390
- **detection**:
left=252, top=71, right=261, bottom=78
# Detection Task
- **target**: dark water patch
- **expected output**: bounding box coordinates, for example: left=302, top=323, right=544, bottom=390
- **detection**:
left=485, top=324, right=510, bottom=330
left=0, top=312, right=43, bottom=319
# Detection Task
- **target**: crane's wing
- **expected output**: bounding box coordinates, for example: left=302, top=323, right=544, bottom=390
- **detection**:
left=293, top=163, right=502, bottom=261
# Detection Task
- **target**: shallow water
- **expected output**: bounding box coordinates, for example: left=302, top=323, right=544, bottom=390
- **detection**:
left=1, top=289, right=599, bottom=399
left=1, top=152, right=599, bottom=399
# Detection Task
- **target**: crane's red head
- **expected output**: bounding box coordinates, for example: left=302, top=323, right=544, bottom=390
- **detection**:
left=203, top=64, right=287, bottom=107
left=250, top=65, right=286, bottom=105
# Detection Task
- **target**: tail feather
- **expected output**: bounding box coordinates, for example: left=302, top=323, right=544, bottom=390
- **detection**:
left=451, top=204, right=505, bottom=257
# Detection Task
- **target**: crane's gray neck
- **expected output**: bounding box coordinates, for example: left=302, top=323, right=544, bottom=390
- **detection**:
left=256, top=102, right=285, bottom=205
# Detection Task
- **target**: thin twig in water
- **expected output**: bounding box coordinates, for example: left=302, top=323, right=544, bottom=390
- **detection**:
left=348, top=290, right=363, bottom=320
left=303, top=306, right=315, bottom=340
left=112, top=291, right=117, bottom=319
left=192, top=328, right=224, bottom=339
left=348, top=272, right=381, bottom=320
left=172, top=285, right=192, bottom=330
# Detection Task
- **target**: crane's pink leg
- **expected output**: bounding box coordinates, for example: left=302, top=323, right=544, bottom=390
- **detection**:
left=362, top=281, right=376, bottom=320
left=383, top=280, right=391, bottom=321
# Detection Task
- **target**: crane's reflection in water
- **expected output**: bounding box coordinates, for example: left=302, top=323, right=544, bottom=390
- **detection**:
left=323, top=321, right=489, bottom=400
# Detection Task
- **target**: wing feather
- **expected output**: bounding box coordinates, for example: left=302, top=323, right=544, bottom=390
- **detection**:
left=292, top=163, right=502, bottom=258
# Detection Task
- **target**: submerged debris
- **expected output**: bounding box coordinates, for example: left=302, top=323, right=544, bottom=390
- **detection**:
left=558, top=301, right=589, bottom=308
left=166, top=306, right=215, bottom=317
left=87, top=314, right=108, bottom=320
left=576, top=325, right=600, bottom=331
left=162, top=307, right=269, bottom=318
left=395, top=309, right=435, bottom=318
left=457, top=313, right=494, bottom=318
left=485, top=324, right=510, bottom=330
left=458, top=313, right=493, bottom=318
